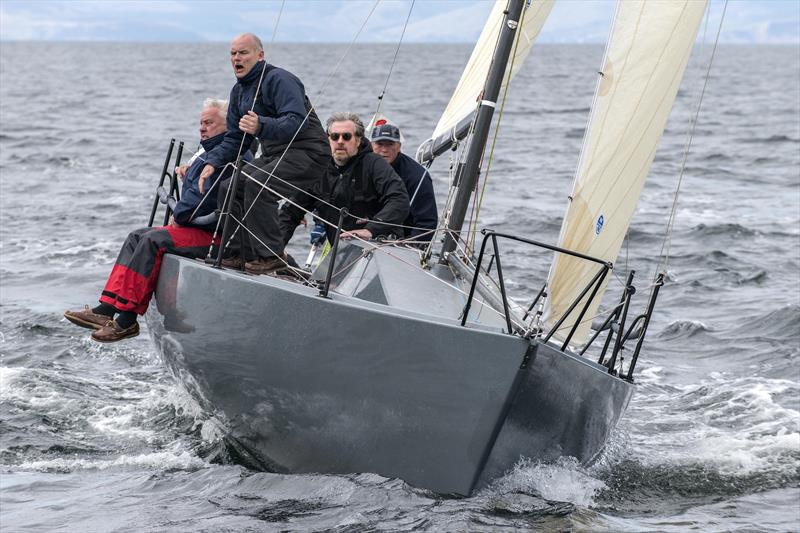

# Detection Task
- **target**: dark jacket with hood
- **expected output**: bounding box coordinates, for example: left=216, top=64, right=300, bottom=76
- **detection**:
left=172, top=133, right=231, bottom=229
left=172, top=132, right=248, bottom=230
left=204, top=60, right=328, bottom=168
left=280, top=140, right=410, bottom=245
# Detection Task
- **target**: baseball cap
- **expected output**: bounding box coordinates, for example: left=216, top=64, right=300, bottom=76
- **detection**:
left=370, top=120, right=402, bottom=143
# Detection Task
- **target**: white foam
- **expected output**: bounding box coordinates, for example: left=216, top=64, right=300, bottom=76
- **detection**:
left=636, top=375, right=800, bottom=476
left=491, top=457, right=605, bottom=507
left=0, top=366, right=24, bottom=395
left=18, top=450, right=207, bottom=473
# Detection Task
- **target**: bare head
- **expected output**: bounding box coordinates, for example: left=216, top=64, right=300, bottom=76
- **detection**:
left=199, top=98, right=228, bottom=140
left=230, top=33, right=264, bottom=79
left=327, top=112, right=365, bottom=166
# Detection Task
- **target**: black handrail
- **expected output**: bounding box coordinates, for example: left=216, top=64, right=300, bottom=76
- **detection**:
left=213, top=155, right=246, bottom=269
left=491, top=234, right=513, bottom=334
left=162, top=142, right=183, bottom=226
left=554, top=265, right=611, bottom=351
left=148, top=139, right=174, bottom=227
left=460, top=230, right=612, bottom=346
left=521, top=284, right=547, bottom=322
left=604, top=271, right=635, bottom=374
left=319, top=208, right=347, bottom=299
left=625, top=273, right=665, bottom=380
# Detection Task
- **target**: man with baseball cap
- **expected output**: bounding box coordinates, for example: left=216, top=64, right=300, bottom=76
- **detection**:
left=370, top=119, right=438, bottom=243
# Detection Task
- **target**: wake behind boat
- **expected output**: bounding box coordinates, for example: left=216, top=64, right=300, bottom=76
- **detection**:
left=145, top=0, right=712, bottom=496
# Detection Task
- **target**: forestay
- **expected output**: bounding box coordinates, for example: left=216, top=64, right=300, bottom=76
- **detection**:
left=427, top=0, right=554, bottom=151
left=543, top=0, right=708, bottom=345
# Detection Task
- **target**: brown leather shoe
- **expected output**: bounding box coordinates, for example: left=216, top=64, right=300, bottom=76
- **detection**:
left=221, top=256, right=244, bottom=269
left=91, top=320, right=140, bottom=343
left=245, top=256, right=285, bottom=275
left=64, top=306, right=113, bottom=330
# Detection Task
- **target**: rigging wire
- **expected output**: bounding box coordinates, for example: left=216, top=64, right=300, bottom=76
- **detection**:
left=656, top=0, right=728, bottom=279
left=219, top=0, right=382, bottom=260
left=206, top=0, right=286, bottom=244
left=373, top=0, right=416, bottom=119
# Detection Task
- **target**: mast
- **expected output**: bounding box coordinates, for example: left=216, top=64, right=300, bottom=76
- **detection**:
left=440, top=0, right=526, bottom=259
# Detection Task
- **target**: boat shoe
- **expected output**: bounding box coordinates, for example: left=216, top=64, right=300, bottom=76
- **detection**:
left=245, top=256, right=286, bottom=275
left=91, top=320, right=140, bottom=343
left=64, top=306, right=113, bottom=330
left=221, top=255, right=245, bottom=269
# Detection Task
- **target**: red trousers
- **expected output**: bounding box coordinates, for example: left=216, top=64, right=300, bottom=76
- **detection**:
left=100, top=225, right=214, bottom=315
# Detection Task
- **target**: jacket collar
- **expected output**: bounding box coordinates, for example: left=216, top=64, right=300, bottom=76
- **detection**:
left=200, top=132, right=226, bottom=151
left=238, top=60, right=267, bottom=86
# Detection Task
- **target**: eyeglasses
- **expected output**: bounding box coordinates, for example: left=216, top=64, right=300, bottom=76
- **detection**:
left=328, top=132, right=354, bottom=142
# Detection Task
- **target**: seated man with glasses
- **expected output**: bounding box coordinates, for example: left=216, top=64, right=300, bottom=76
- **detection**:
left=279, top=112, right=409, bottom=247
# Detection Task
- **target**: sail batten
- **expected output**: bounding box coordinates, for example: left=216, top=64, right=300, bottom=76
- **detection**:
left=543, top=0, right=708, bottom=346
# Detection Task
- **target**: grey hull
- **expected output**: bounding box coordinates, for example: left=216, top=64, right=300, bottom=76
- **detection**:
left=146, top=249, right=633, bottom=496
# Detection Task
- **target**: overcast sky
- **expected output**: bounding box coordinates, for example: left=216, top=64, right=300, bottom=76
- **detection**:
left=0, top=0, right=797, bottom=44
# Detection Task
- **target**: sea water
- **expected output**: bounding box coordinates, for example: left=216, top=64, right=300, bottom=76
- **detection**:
left=1, top=42, right=798, bottom=532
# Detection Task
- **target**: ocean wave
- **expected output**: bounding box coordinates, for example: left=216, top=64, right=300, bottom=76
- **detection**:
left=593, top=456, right=799, bottom=516
left=740, top=134, right=799, bottom=144
left=692, top=222, right=757, bottom=237
left=627, top=374, right=800, bottom=483
left=658, top=319, right=712, bottom=339
left=701, top=152, right=730, bottom=161
left=730, top=304, right=800, bottom=341
left=486, top=457, right=605, bottom=508
left=16, top=450, right=207, bottom=473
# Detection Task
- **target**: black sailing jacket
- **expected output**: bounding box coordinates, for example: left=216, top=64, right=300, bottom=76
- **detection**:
left=280, top=140, right=410, bottom=244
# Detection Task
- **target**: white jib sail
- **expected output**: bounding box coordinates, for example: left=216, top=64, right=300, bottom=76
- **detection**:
left=543, top=0, right=707, bottom=346
left=431, top=0, right=555, bottom=141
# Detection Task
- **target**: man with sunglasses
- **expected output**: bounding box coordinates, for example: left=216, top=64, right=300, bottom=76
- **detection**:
left=279, top=113, right=409, bottom=246
left=198, top=33, right=329, bottom=275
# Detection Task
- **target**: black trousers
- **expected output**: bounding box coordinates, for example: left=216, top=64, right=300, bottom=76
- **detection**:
left=219, top=149, right=327, bottom=260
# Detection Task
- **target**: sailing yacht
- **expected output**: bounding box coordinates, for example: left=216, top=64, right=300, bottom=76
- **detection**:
left=145, top=0, right=708, bottom=496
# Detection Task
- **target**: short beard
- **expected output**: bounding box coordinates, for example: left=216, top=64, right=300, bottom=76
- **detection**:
left=333, top=154, right=350, bottom=166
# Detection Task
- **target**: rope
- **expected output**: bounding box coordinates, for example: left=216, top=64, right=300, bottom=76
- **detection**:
left=656, top=0, right=727, bottom=277
left=374, top=0, right=416, bottom=118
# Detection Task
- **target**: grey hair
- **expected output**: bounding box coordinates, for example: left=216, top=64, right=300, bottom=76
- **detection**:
left=236, top=32, right=263, bottom=51
left=326, top=112, right=365, bottom=138
left=203, top=98, right=228, bottom=119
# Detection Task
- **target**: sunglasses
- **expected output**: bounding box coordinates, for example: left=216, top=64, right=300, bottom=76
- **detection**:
left=329, top=132, right=354, bottom=141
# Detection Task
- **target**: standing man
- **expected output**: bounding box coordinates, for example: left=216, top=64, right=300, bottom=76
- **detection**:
left=370, top=120, right=438, bottom=242
left=279, top=113, right=409, bottom=246
left=64, top=99, right=233, bottom=343
left=199, top=33, right=329, bottom=275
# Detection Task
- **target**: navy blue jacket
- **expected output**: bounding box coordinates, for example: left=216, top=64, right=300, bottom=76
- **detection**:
left=392, top=152, right=438, bottom=241
left=204, top=61, right=328, bottom=167
left=173, top=133, right=240, bottom=230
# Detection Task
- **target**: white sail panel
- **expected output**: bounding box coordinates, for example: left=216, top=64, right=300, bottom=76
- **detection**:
left=543, top=0, right=707, bottom=345
left=431, top=0, right=554, bottom=141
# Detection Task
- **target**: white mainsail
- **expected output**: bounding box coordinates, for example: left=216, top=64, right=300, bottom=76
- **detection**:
left=431, top=0, right=555, bottom=141
left=542, top=0, right=707, bottom=345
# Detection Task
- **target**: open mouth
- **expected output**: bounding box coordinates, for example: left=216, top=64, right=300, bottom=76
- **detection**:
left=234, top=63, right=245, bottom=74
